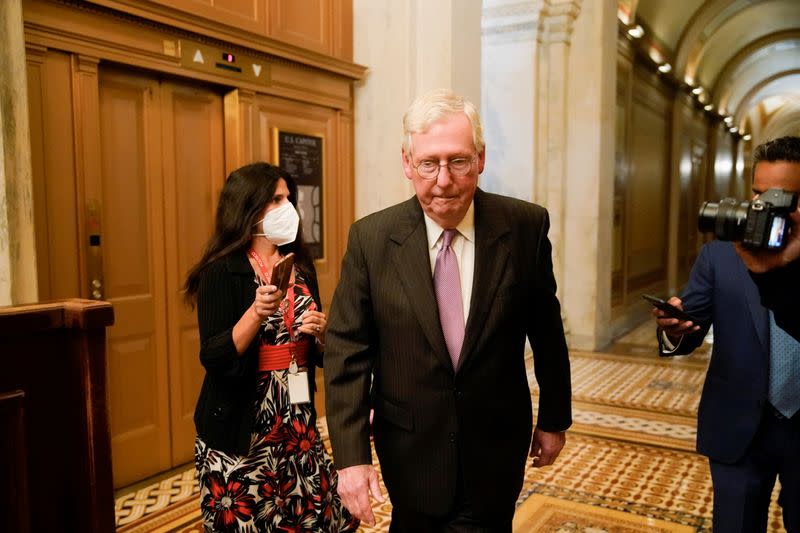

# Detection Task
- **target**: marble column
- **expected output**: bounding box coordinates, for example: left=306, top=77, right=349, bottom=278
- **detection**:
left=481, top=0, right=544, bottom=200
left=352, top=0, right=482, bottom=219
left=483, top=0, right=616, bottom=349
left=534, top=0, right=581, bottom=337
left=560, top=0, right=617, bottom=350
left=0, top=0, right=38, bottom=306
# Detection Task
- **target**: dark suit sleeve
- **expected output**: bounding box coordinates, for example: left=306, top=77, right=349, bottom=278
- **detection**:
left=197, top=263, right=251, bottom=376
left=527, top=209, right=572, bottom=433
left=324, top=223, right=375, bottom=468
left=749, top=258, right=800, bottom=340
left=656, top=244, right=714, bottom=356
left=300, top=265, right=325, bottom=367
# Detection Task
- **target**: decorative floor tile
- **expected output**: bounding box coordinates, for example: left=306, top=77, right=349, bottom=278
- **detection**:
left=512, top=494, right=696, bottom=532
left=115, top=336, right=787, bottom=532
left=116, top=469, right=200, bottom=528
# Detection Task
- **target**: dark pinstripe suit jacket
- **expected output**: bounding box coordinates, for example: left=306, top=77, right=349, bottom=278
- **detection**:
left=325, top=189, right=572, bottom=521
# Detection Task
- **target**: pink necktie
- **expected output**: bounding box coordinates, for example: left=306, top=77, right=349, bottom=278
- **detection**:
left=434, top=229, right=465, bottom=369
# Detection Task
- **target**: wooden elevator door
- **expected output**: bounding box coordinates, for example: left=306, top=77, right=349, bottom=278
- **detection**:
left=97, top=68, right=223, bottom=488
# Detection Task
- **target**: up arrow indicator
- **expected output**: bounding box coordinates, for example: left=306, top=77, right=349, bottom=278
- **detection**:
left=192, top=50, right=204, bottom=64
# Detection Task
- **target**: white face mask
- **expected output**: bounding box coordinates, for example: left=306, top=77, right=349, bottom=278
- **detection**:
left=253, top=201, right=299, bottom=246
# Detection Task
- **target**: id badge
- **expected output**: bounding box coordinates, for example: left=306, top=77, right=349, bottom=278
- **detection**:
left=287, top=368, right=310, bottom=405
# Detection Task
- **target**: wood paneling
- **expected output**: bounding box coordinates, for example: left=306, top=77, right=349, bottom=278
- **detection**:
left=24, top=0, right=364, bottom=94
left=612, top=49, right=633, bottom=306
left=161, top=80, right=224, bottom=466
left=267, top=0, right=332, bottom=55
left=250, top=94, right=347, bottom=307
left=613, top=54, right=672, bottom=308
left=84, top=0, right=359, bottom=66
left=0, top=391, right=30, bottom=533
left=93, top=70, right=224, bottom=485
left=269, top=61, right=351, bottom=110
left=98, top=69, right=172, bottom=486
left=676, top=100, right=708, bottom=282
left=150, top=0, right=265, bottom=35
left=628, top=88, right=669, bottom=288
left=26, top=50, right=82, bottom=300
left=0, top=300, right=115, bottom=533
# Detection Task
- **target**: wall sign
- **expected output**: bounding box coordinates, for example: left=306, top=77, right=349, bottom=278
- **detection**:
left=274, top=129, right=324, bottom=260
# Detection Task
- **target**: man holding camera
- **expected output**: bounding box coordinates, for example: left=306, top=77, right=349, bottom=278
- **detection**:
left=653, top=135, right=800, bottom=532
left=735, top=174, right=800, bottom=341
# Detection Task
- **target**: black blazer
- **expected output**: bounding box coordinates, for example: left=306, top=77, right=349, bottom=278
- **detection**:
left=193, top=251, right=322, bottom=456
left=657, top=241, right=771, bottom=463
left=325, top=189, right=572, bottom=521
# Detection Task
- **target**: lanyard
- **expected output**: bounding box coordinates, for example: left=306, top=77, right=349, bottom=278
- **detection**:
left=248, top=249, right=297, bottom=342
left=248, top=248, right=272, bottom=284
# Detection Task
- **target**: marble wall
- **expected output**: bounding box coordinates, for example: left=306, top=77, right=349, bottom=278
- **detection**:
left=0, top=0, right=37, bottom=306
left=562, top=0, right=616, bottom=350
left=352, top=0, right=483, bottom=219
left=483, top=0, right=617, bottom=350
left=481, top=0, right=540, bottom=200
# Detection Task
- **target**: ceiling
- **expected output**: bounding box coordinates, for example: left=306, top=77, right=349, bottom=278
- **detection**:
left=624, top=0, right=800, bottom=142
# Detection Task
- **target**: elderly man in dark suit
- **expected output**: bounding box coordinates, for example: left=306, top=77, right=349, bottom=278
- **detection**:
left=324, top=88, right=572, bottom=532
left=654, top=136, right=800, bottom=532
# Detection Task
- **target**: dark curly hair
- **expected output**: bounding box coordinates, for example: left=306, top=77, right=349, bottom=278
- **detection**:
left=753, top=136, right=800, bottom=167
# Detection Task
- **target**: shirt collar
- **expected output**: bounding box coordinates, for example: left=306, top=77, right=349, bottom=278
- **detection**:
left=423, top=200, right=475, bottom=249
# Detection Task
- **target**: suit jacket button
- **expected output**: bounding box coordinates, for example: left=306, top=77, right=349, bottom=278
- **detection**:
left=449, top=432, right=456, bottom=443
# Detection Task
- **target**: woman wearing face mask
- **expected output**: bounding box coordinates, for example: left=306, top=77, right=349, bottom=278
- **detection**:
left=184, top=162, right=358, bottom=532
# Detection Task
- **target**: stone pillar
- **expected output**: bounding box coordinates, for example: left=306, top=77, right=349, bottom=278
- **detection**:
left=534, top=0, right=581, bottom=334
left=0, top=0, right=38, bottom=306
left=353, top=0, right=482, bottom=219
left=553, top=0, right=617, bottom=350
left=483, top=0, right=616, bottom=349
left=481, top=0, right=544, bottom=200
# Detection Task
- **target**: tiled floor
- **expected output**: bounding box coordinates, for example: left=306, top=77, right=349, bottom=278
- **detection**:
left=114, top=320, right=787, bottom=532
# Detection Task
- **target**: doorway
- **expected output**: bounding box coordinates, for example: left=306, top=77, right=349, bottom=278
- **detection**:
left=96, top=67, right=224, bottom=488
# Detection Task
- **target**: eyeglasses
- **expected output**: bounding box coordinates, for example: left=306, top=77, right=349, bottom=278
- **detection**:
left=411, top=155, right=477, bottom=180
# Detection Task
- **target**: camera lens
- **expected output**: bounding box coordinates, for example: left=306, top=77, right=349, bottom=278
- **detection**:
left=697, top=198, right=749, bottom=241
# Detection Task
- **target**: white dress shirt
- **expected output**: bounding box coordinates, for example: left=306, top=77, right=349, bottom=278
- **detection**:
left=423, top=201, right=475, bottom=323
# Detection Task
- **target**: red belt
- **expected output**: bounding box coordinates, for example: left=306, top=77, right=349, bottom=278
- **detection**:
left=258, top=339, right=311, bottom=371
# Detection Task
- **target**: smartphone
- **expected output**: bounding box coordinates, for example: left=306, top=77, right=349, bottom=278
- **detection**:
left=271, top=253, right=295, bottom=294
left=641, top=294, right=697, bottom=322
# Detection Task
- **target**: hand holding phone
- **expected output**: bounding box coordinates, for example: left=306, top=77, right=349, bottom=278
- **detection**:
left=271, top=253, right=295, bottom=294
left=641, top=294, right=697, bottom=323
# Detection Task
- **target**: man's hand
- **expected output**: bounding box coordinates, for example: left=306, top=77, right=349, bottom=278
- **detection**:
left=734, top=209, right=800, bottom=273
left=652, top=297, right=699, bottom=343
left=336, top=464, right=385, bottom=526
left=529, top=428, right=566, bottom=468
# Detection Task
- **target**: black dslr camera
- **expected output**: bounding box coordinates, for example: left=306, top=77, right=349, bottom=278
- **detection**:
left=698, top=188, right=797, bottom=249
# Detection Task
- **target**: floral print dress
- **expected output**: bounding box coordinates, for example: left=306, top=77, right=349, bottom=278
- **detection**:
left=195, top=271, right=358, bottom=533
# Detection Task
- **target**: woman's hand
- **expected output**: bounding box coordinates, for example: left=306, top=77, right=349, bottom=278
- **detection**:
left=299, top=310, right=327, bottom=344
left=251, top=285, right=284, bottom=320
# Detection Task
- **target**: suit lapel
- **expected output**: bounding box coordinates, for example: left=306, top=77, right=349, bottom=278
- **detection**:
left=458, top=190, right=511, bottom=372
left=390, top=198, right=452, bottom=371
left=740, top=259, right=769, bottom=353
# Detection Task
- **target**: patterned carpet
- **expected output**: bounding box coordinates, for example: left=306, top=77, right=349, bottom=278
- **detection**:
left=115, top=322, right=787, bottom=532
